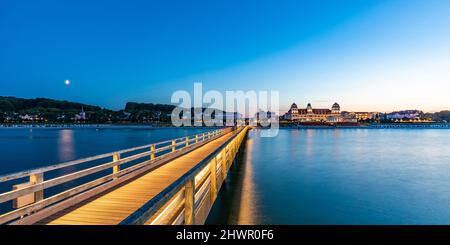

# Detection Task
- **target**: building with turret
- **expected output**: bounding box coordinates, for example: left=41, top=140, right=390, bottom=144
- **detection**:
left=284, top=102, right=342, bottom=122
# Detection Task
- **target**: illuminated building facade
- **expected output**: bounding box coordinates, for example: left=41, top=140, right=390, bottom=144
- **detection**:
left=285, top=102, right=342, bottom=122
left=341, top=111, right=379, bottom=121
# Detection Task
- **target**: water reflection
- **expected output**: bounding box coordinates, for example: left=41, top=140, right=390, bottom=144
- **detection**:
left=58, top=130, right=75, bottom=162
left=236, top=138, right=257, bottom=224
left=331, top=129, right=342, bottom=157
left=206, top=133, right=261, bottom=224
left=209, top=129, right=450, bottom=224
left=305, top=129, right=314, bottom=158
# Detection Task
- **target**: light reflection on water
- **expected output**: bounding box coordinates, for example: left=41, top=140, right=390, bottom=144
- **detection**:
left=207, top=128, right=450, bottom=224
left=58, top=130, right=75, bottom=162
left=0, top=127, right=211, bottom=175
left=236, top=138, right=257, bottom=224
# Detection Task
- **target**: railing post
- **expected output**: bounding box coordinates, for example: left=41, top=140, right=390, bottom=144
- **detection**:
left=172, top=140, right=176, bottom=152
left=184, top=178, right=195, bottom=225
left=229, top=145, right=234, bottom=167
left=29, top=173, right=44, bottom=202
left=185, top=136, right=189, bottom=147
left=195, top=134, right=199, bottom=143
left=202, top=133, right=205, bottom=141
left=210, top=158, right=217, bottom=202
left=113, top=153, right=120, bottom=180
left=150, top=144, right=155, bottom=160
left=227, top=146, right=230, bottom=166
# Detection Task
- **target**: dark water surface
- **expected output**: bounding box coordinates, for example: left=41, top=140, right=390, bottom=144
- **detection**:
left=206, top=128, right=450, bottom=224
left=2, top=127, right=450, bottom=224
left=0, top=127, right=211, bottom=175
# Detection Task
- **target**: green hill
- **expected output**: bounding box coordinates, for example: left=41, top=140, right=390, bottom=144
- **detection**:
left=0, top=96, right=102, bottom=112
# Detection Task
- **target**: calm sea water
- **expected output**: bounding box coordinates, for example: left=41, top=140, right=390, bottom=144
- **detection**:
left=2, top=127, right=450, bottom=224
left=0, top=127, right=211, bottom=176
left=206, top=128, right=450, bottom=225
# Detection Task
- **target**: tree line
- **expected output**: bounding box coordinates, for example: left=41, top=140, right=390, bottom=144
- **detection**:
left=0, top=97, right=175, bottom=123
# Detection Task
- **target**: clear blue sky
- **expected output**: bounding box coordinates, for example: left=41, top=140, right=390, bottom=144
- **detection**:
left=1, top=0, right=449, bottom=112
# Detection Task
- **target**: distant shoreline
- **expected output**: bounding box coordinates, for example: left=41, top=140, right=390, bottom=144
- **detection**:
left=2, top=123, right=450, bottom=130
left=0, top=123, right=224, bottom=129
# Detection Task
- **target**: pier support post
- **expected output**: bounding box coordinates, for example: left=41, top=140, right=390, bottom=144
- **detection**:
left=184, top=178, right=195, bottom=225
left=234, top=141, right=238, bottom=161
left=210, top=158, right=217, bottom=202
left=221, top=151, right=227, bottom=180
left=229, top=145, right=233, bottom=167
left=113, top=153, right=120, bottom=180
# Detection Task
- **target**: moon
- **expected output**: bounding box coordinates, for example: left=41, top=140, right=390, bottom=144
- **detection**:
left=65, top=80, right=70, bottom=86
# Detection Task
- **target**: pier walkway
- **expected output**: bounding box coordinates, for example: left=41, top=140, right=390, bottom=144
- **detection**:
left=0, top=126, right=249, bottom=225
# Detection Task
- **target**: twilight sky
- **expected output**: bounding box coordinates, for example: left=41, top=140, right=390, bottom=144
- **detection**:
left=1, top=0, right=449, bottom=113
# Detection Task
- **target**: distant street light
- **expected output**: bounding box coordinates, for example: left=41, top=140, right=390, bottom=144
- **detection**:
left=65, top=80, right=70, bottom=86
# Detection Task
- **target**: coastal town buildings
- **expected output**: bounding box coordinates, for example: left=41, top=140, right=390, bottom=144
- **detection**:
left=385, top=110, right=422, bottom=120
left=74, top=107, right=87, bottom=121
left=255, top=110, right=276, bottom=121
left=254, top=110, right=277, bottom=126
left=281, top=102, right=383, bottom=123
left=341, top=111, right=379, bottom=121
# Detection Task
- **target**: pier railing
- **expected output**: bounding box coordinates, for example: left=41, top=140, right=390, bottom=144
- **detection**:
left=0, top=127, right=231, bottom=224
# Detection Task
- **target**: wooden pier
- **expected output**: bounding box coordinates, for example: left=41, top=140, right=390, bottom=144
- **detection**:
left=0, top=126, right=249, bottom=225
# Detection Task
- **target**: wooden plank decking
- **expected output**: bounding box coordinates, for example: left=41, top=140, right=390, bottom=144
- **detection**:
left=37, top=131, right=236, bottom=225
